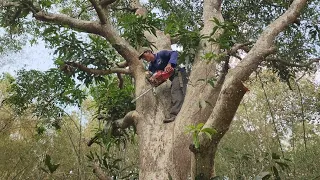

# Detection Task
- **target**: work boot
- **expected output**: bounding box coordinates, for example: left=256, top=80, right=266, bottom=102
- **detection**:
left=163, top=116, right=176, bottom=123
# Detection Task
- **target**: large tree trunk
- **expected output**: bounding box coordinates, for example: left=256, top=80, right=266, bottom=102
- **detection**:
left=134, top=1, right=307, bottom=179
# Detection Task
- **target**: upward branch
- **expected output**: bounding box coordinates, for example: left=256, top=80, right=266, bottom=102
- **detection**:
left=89, top=0, right=107, bottom=24
left=129, top=0, right=171, bottom=50
left=200, top=0, right=308, bottom=151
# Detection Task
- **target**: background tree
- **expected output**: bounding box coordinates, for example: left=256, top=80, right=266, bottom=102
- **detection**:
left=215, top=70, right=320, bottom=179
left=0, top=0, right=319, bottom=179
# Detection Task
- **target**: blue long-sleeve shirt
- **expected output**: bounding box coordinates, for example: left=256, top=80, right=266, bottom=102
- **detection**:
left=148, top=50, right=178, bottom=73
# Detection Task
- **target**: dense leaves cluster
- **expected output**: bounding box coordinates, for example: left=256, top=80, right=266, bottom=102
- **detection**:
left=40, top=26, right=120, bottom=85
left=90, top=75, right=135, bottom=121
left=117, top=12, right=161, bottom=48
left=6, top=69, right=86, bottom=123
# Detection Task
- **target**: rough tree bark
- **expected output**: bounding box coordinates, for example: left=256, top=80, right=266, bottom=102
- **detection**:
left=0, top=0, right=308, bottom=179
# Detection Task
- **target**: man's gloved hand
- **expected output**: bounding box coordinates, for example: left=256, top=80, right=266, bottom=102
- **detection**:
left=165, top=63, right=174, bottom=73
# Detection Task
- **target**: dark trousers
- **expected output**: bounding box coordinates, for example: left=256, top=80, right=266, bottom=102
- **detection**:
left=169, top=70, right=188, bottom=117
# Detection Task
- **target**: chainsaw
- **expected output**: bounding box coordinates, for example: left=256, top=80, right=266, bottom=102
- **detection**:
left=131, top=69, right=174, bottom=103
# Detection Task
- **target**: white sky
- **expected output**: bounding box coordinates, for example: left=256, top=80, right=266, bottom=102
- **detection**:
left=0, top=41, right=54, bottom=75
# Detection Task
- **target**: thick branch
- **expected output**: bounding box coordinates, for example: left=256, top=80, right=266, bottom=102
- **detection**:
left=114, top=110, right=139, bottom=129
left=65, top=62, right=131, bottom=75
left=267, top=57, right=320, bottom=68
left=130, top=0, right=147, bottom=16
left=227, top=42, right=252, bottom=55
left=34, top=11, right=102, bottom=35
left=87, top=111, right=139, bottom=147
left=200, top=0, right=308, bottom=150
left=31, top=6, right=141, bottom=75
left=201, top=0, right=223, bottom=36
left=89, top=0, right=107, bottom=24
left=130, top=0, right=171, bottom=50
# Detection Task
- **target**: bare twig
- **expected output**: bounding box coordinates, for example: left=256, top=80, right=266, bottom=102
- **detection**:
left=34, top=11, right=102, bottom=35
left=227, top=42, right=253, bottom=55
left=258, top=73, right=285, bottom=158
left=76, top=5, right=93, bottom=18
left=294, top=81, right=307, bottom=151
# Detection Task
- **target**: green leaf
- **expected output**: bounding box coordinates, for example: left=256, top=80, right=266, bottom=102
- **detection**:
left=168, top=172, right=173, bottom=180
left=201, top=128, right=217, bottom=135
left=210, top=26, right=219, bottom=36
left=36, top=125, right=46, bottom=135
left=207, top=78, right=217, bottom=87
left=196, top=123, right=204, bottom=130
left=185, top=125, right=196, bottom=133
left=204, top=132, right=212, bottom=140
left=193, top=134, right=199, bottom=149
left=211, top=17, right=221, bottom=26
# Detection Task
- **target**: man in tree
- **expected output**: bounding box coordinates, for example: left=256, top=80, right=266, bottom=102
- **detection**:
left=139, top=48, right=187, bottom=123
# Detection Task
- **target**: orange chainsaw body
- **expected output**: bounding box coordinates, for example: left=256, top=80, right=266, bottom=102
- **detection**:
left=148, top=70, right=174, bottom=87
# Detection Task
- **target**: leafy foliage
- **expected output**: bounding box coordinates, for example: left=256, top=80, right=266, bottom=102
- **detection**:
left=88, top=75, right=136, bottom=149
left=41, top=27, right=121, bottom=86
left=90, top=75, right=135, bottom=121
left=205, top=18, right=239, bottom=50
left=6, top=69, right=86, bottom=124
left=87, top=150, right=138, bottom=179
left=117, top=12, right=160, bottom=48
left=215, top=71, right=320, bottom=179
left=185, top=123, right=217, bottom=149
left=146, top=0, right=203, bottom=65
